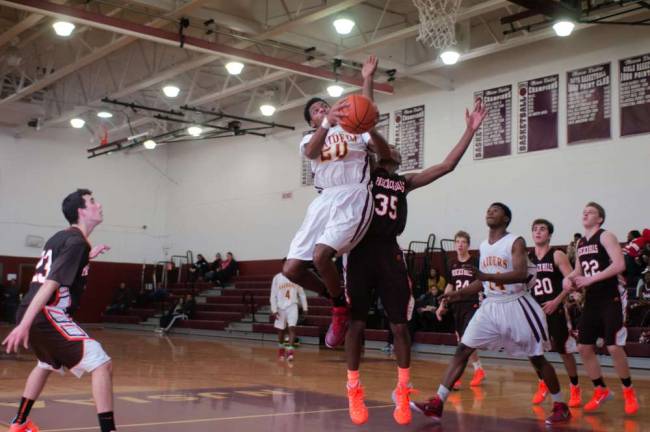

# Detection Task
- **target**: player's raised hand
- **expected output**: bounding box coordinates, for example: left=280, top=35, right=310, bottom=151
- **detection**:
left=2, top=324, right=30, bottom=353
left=466, top=98, right=488, bottom=132
left=90, top=244, right=111, bottom=259
left=327, top=98, right=351, bottom=126
left=361, top=55, right=378, bottom=79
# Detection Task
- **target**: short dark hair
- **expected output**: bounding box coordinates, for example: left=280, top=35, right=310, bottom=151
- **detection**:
left=573, top=232, right=582, bottom=240
left=304, top=97, right=327, bottom=125
left=532, top=218, right=554, bottom=235
left=454, top=230, right=471, bottom=245
left=62, top=189, right=92, bottom=225
left=629, top=230, right=641, bottom=240
left=490, top=202, right=512, bottom=227
left=586, top=201, right=606, bottom=225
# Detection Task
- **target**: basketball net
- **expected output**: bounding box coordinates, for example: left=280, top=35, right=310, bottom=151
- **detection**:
left=412, top=0, right=461, bottom=50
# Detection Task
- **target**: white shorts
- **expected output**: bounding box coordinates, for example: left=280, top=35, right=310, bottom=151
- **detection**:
left=37, top=339, right=111, bottom=378
left=287, top=184, right=373, bottom=261
left=274, top=304, right=299, bottom=330
left=461, top=293, right=551, bottom=357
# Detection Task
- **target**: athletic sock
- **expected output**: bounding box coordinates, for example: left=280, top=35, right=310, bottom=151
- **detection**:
left=592, top=377, right=606, bottom=388
left=621, top=377, right=632, bottom=388
left=347, top=370, right=360, bottom=388
left=550, top=392, right=564, bottom=403
left=397, top=367, right=410, bottom=387
left=98, top=411, right=116, bottom=432
left=472, top=361, right=482, bottom=371
left=437, top=385, right=450, bottom=403
left=569, top=376, right=579, bottom=386
left=13, top=397, right=35, bottom=424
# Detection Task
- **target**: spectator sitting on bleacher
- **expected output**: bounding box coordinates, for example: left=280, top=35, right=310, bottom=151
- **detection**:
left=414, top=284, right=441, bottom=331
left=204, top=253, right=223, bottom=281
left=158, top=294, right=196, bottom=333
left=566, top=232, right=582, bottom=267
left=104, top=282, right=131, bottom=315
left=211, top=252, right=238, bottom=286
left=270, top=267, right=308, bottom=362
left=637, top=269, right=650, bottom=300
left=189, top=254, right=210, bottom=281
left=427, top=268, right=446, bottom=295
left=639, top=330, right=650, bottom=344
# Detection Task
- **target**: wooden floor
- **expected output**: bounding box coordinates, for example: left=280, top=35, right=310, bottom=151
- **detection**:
left=0, top=327, right=648, bottom=431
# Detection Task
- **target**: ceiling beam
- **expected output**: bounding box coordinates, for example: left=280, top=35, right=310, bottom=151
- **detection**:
left=0, top=12, right=44, bottom=49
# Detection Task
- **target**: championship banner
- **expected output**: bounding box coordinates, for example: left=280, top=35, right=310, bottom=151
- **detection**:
left=300, top=130, right=315, bottom=186
left=517, top=74, right=559, bottom=153
left=620, top=53, right=650, bottom=137
left=473, top=85, right=512, bottom=159
left=394, top=105, right=424, bottom=171
left=567, top=63, right=611, bottom=144
left=375, top=113, right=390, bottom=143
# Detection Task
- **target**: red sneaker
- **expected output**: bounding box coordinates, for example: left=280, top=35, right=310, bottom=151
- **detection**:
left=623, top=386, right=639, bottom=415
left=325, top=306, right=348, bottom=348
left=470, top=368, right=486, bottom=387
left=392, top=384, right=416, bottom=425
left=347, top=384, right=368, bottom=425
left=532, top=380, right=548, bottom=404
left=568, top=384, right=582, bottom=407
left=584, top=387, right=612, bottom=412
left=452, top=380, right=461, bottom=390
left=410, top=395, right=443, bottom=422
left=9, top=419, right=40, bottom=432
left=277, top=347, right=285, bottom=360
left=545, top=402, right=571, bottom=424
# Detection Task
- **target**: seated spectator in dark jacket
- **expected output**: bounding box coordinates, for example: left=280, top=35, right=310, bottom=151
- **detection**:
left=105, top=282, right=131, bottom=315
left=212, top=252, right=238, bottom=286
left=159, top=294, right=196, bottom=332
left=190, top=254, right=210, bottom=281
left=414, top=284, right=441, bottom=331
left=204, top=253, right=223, bottom=281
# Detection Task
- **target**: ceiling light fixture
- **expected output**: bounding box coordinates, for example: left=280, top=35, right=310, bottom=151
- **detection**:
left=225, top=61, right=245, bottom=75
left=162, top=85, right=180, bottom=98
left=333, top=18, right=355, bottom=35
left=52, top=21, right=75, bottom=37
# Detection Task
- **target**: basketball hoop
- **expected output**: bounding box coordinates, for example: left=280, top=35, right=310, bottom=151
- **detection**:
left=412, top=0, right=462, bottom=50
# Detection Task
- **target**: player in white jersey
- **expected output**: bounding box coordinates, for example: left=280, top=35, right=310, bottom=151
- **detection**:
left=283, top=56, right=391, bottom=348
left=411, top=203, right=571, bottom=425
left=270, top=270, right=308, bottom=362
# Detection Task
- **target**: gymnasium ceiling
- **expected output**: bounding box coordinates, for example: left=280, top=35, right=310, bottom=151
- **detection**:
left=0, top=0, right=646, bottom=143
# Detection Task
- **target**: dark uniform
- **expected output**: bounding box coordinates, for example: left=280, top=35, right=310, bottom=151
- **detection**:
left=17, top=227, right=104, bottom=373
left=345, top=167, right=411, bottom=323
left=576, top=229, right=626, bottom=346
left=447, top=256, right=480, bottom=337
left=529, top=249, right=571, bottom=353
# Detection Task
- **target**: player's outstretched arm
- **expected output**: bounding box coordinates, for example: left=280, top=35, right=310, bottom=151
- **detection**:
left=404, top=99, right=487, bottom=192
left=479, top=238, right=529, bottom=284
left=444, top=279, right=483, bottom=304
left=573, top=231, right=625, bottom=289
left=361, top=55, right=378, bottom=101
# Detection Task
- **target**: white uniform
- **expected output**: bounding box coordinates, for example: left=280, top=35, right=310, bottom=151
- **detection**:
left=461, top=233, right=551, bottom=357
left=270, top=273, right=308, bottom=330
left=287, top=126, right=374, bottom=260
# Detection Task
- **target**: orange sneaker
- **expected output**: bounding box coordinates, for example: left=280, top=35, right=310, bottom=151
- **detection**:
left=623, top=387, right=639, bottom=415
left=453, top=380, right=461, bottom=390
left=347, top=384, right=368, bottom=425
left=392, top=384, right=415, bottom=425
left=9, top=419, right=40, bottom=432
left=584, top=387, right=612, bottom=412
left=470, top=368, right=486, bottom=387
left=568, top=384, right=582, bottom=407
left=532, top=380, right=548, bottom=404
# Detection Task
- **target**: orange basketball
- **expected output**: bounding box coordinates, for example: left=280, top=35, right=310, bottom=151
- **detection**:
left=338, top=94, right=378, bottom=135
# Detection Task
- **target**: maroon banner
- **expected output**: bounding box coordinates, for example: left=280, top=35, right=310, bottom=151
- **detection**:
left=394, top=105, right=424, bottom=171
left=567, top=63, right=611, bottom=144
left=518, top=75, right=559, bottom=153
left=473, top=85, right=512, bottom=159
left=620, top=53, right=650, bottom=136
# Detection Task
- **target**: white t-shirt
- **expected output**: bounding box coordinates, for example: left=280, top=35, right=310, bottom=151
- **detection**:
left=270, top=273, right=308, bottom=312
left=300, top=125, right=371, bottom=189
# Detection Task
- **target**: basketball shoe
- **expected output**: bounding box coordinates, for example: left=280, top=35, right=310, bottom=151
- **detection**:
left=584, top=387, right=612, bottom=411
left=325, top=306, right=348, bottom=348
left=9, top=419, right=39, bottom=432
left=347, top=384, right=368, bottom=425
left=532, top=380, right=548, bottom=404
left=545, top=402, right=571, bottom=424
left=623, top=387, right=639, bottom=415
left=410, top=394, right=443, bottom=422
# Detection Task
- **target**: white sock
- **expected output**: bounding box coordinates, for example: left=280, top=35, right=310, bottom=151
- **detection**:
left=473, top=361, right=482, bottom=371
left=437, top=385, right=450, bottom=403
left=550, top=392, right=564, bottom=403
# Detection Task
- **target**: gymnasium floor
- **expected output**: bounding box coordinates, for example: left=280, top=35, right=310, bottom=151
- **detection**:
left=0, top=328, right=647, bottom=431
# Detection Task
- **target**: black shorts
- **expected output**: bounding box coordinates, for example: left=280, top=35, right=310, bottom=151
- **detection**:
left=345, top=238, right=411, bottom=324
left=578, top=297, right=626, bottom=346
left=546, top=311, right=571, bottom=354
left=450, top=302, right=478, bottom=337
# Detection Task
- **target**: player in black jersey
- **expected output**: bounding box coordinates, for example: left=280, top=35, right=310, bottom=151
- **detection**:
left=563, top=202, right=638, bottom=415
left=343, top=99, right=487, bottom=426
left=2, top=189, right=116, bottom=432
left=529, top=219, right=581, bottom=407
left=436, top=231, right=485, bottom=389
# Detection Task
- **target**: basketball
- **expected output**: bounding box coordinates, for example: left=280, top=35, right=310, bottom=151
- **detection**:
left=338, top=94, right=378, bottom=135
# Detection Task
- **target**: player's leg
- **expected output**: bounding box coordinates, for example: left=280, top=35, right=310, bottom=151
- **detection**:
left=603, top=300, right=637, bottom=414
left=285, top=305, right=299, bottom=361
left=286, top=327, right=297, bottom=361
left=313, top=244, right=342, bottom=298
left=529, top=355, right=571, bottom=424
left=9, top=366, right=51, bottom=429
left=92, top=361, right=116, bottom=432
left=461, top=307, right=485, bottom=387
left=282, top=259, right=327, bottom=296
left=277, top=327, right=286, bottom=360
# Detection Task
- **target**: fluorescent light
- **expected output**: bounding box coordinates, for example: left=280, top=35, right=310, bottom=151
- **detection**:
left=553, top=20, right=575, bottom=37
left=333, top=18, right=355, bottom=35
left=97, top=111, right=113, bottom=119
left=187, top=126, right=202, bottom=137
left=259, top=104, right=276, bottom=116
left=162, top=85, right=180, bottom=98
left=327, top=84, right=344, bottom=97
left=440, top=50, right=461, bottom=65
left=143, top=139, right=157, bottom=150
left=70, top=118, right=85, bottom=128
left=52, top=21, right=75, bottom=37
left=225, top=61, right=244, bottom=75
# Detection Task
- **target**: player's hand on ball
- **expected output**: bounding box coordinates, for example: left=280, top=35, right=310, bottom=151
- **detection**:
left=327, top=98, right=351, bottom=126
left=2, top=324, right=30, bottom=353
left=466, top=98, right=488, bottom=132
left=90, top=244, right=111, bottom=259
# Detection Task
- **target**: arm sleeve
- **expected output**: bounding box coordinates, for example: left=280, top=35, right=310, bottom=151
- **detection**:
left=47, top=240, right=88, bottom=286
left=299, top=133, right=314, bottom=156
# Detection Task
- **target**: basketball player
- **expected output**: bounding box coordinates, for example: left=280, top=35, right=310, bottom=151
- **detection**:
left=282, top=55, right=391, bottom=348
left=529, top=219, right=581, bottom=407
left=562, top=202, right=639, bottom=414
left=411, top=203, right=571, bottom=425
left=436, top=231, right=486, bottom=390
left=2, top=189, right=116, bottom=432
left=344, top=99, right=487, bottom=425
left=270, top=265, right=308, bottom=362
